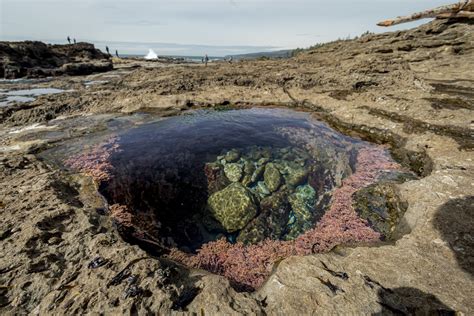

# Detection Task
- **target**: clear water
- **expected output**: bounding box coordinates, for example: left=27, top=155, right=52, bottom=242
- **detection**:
left=2, top=88, right=65, bottom=96
left=92, top=108, right=364, bottom=251
left=0, top=88, right=67, bottom=107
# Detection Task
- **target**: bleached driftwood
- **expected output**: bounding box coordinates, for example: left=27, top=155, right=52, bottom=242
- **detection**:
left=377, top=0, right=474, bottom=27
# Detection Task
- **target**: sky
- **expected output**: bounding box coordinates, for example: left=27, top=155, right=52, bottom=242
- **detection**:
left=0, top=0, right=449, bottom=56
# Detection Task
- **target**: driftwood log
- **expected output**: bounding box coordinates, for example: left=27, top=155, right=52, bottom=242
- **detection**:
left=377, top=0, right=474, bottom=27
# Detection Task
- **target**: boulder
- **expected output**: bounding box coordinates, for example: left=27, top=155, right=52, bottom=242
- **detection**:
left=264, top=162, right=282, bottom=192
left=208, top=183, right=258, bottom=232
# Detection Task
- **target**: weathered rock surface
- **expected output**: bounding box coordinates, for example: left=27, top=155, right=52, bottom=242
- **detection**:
left=0, top=19, right=473, bottom=315
left=0, top=41, right=112, bottom=79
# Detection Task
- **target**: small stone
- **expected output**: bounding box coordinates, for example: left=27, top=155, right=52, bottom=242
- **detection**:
left=243, top=161, right=255, bottom=176
left=87, top=257, right=108, bottom=269
left=224, top=163, right=243, bottom=182
left=258, top=157, right=270, bottom=165
left=251, top=165, right=265, bottom=183
left=284, top=162, right=309, bottom=187
left=224, top=149, right=240, bottom=163
left=257, top=181, right=270, bottom=196
left=264, top=163, right=282, bottom=192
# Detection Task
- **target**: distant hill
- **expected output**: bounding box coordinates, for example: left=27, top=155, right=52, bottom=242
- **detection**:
left=225, top=49, right=293, bottom=60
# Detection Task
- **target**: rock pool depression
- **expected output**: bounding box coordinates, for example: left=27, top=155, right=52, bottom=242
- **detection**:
left=50, top=107, right=410, bottom=290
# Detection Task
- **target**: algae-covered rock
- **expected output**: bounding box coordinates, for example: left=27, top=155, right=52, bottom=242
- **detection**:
left=353, top=182, right=408, bottom=239
left=251, top=165, right=265, bottom=183
left=285, top=184, right=317, bottom=240
left=208, top=183, right=258, bottom=232
left=224, top=163, right=243, bottom=182
left=264, top=162, right=282, bottom=192
left=256, top=181, right=270, bottom=197
left=224, top=149, right=241, bottom=163
left=282, top=161, right=309, bottom=187
left=238, top=190, right=291, bottom=244
left=204, top=162, right=230, bottom=194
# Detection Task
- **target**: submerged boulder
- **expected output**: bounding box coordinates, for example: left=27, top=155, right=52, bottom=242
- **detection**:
left=264, top=162, right=282, bottom=192
left=237, top=189, right=291, bottom=244
left=285, top=184, right=317, bottom=240
left=208, top=183, right=258, bottom=232
left=224, top=149, right=241, bottom=163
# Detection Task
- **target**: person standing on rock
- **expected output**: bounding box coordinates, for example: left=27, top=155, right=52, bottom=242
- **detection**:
left=115, top=50, right=119, bottom=58
left=106, top=46, right=110, bottom=56
left=204, top=54, right=209, bottom=66
left=67, top=36, right=71, bottom=44
left=73, top=38, right=76, bottom=45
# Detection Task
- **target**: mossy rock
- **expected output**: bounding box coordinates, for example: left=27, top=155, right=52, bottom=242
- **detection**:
left=224, top=149, right=241, bottom=163
left=238, top=190, right=290, bottom=244
left=352, top=182, right=408, bottom=239
left=208, top=183, right=258, bottom=232
left=285, top=184, right=317, bottom=240
left=224, top=163, right=243, bottom=182
left=264, top=162, right=282, bottom=192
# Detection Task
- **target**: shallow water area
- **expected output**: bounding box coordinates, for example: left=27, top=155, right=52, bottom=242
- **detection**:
left=0, top=87, right=69, bottom=106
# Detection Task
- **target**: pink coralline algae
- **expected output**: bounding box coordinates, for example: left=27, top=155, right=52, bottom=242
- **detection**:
left=64, top=136, right=121, bottom=182
left=168, top=146, right=401, bottom=290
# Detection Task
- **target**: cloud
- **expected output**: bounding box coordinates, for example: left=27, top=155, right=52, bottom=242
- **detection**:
left=105, top=19, right=165, bottom=26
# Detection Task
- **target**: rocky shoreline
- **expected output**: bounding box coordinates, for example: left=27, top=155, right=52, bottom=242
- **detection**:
left=0, top=19, right=473, bottom=314
left=0, top=41, right=112, bottom=79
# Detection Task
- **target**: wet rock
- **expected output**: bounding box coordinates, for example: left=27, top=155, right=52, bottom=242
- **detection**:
left=258, top=157, right=270, bottom=165
left=204, top=162, right=229, bottom=194
left=251, top=165, right=265, bottom=183
left=238, top=190, right=291, bottom=244
left=352, top=182, right=408, bottom=239
left=241, top=161, right=256, bottom=186
left=286, top=184, right=317, bottom=240
left=282, top=161, right=309, bottom=187
left=224, top=149, right=240, bottom=163
left=264, top=163, right=282, bottom=192
left=256, top=181, right=271, bottom=197
left=224, top=163, right=243, bottom=182
left=208, top=183, right=258, bottom=232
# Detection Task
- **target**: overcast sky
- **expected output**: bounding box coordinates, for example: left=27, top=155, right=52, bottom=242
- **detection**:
left=0, top=0, right=448, bottom=56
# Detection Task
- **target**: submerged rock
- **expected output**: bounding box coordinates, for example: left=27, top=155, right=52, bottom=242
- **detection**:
left=286, top=184, right=317, bottom=240
left=224, top=163, right=243, bottom=182
left=224, top=149, right=241, bottom=163
left=238, top=190, right=291, bottom=244
left=264, top=162, right=282, bottom=192
left=282, top=161, right=309, bottom=187
left=208, top=183, right=258, bottom=232
left=204, top=162, right=230, bottom=194
left=256, top=181, right=271, bottom=197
